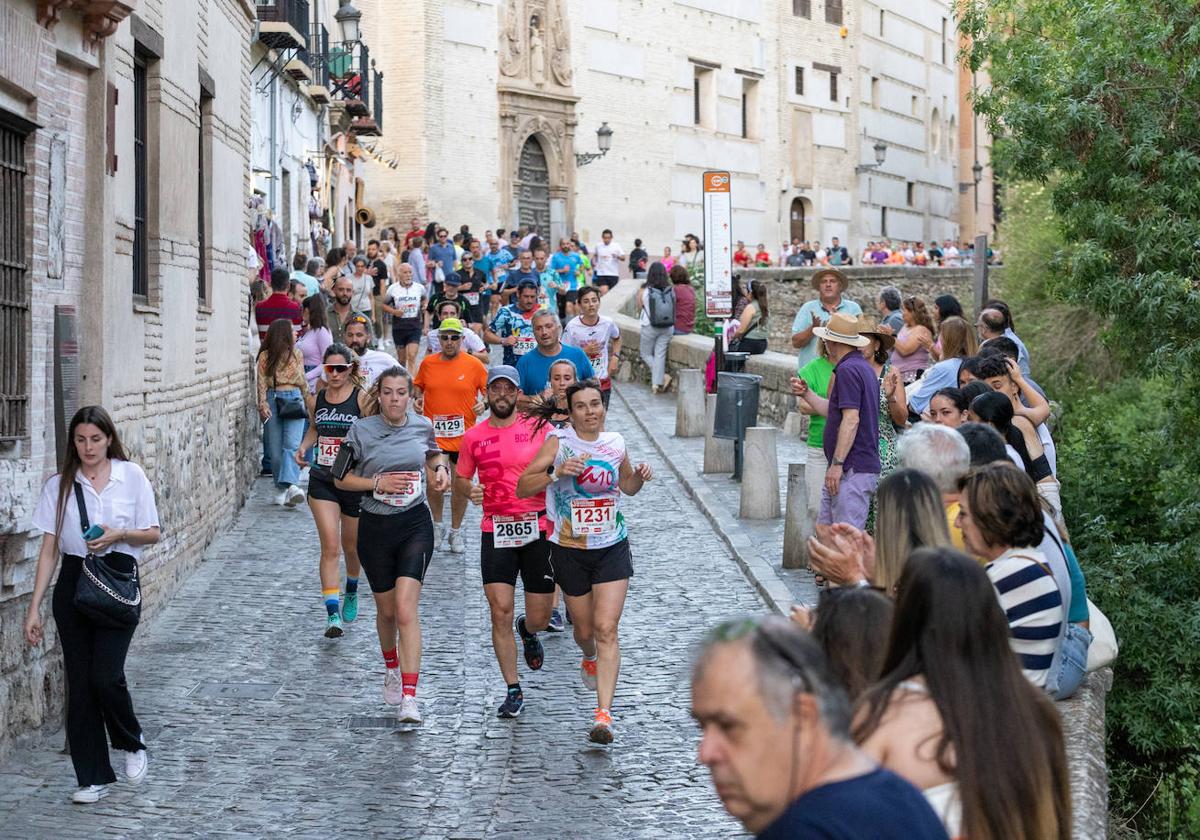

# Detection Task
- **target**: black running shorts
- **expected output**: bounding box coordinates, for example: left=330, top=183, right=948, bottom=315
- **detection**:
left=550, top=538, right=633, bottom=597
left=480, top=531, right=556, bottom=593
left=357, top=506, right=434, bottom=591
left=307, top=472, right=361, bottom=517
left=392, top=322, right=423, bottom=347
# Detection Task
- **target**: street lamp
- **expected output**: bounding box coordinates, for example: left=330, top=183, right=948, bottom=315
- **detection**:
left=335, top=0, right=362, bottom=45
left=855, top=140, right=887, bottom=173
left=959, top=159, right=985, bottom=194
left=576, top=122, right=614, bottom=167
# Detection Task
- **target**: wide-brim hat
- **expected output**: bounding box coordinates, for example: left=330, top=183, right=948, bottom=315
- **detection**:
left=811, top=268, right=849, bottom=291
left=813, top=313, right=870, bottom=347
left=855, top=315, right=896, bottom=351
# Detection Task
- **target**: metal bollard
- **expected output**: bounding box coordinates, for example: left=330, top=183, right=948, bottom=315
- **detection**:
left=739, top=426, right=781, bottom=519
left=674, top=369, right=707, bottom=438
left=782, top=462, right=812, bottom=569
left=703, top=394, right=735, bottom=474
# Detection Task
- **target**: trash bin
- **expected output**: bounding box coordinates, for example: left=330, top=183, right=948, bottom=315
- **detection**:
left=714, top=372, right=762, bottom=440
left=723, top=351, right=750, bottom=373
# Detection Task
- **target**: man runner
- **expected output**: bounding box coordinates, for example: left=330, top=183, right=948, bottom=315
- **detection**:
left=337, top=315, right=396, bottom=387
left=381, top=263, right=426, bottom=370
left=516, top=310, right=592, bottom=399
left=486, top=279, right=541, bottom=367
left=413, top=318, right=488, bottom=554
left=455, top=366, right=555, bottom=718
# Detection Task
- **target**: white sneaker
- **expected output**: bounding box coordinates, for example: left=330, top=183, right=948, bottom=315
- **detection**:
left=434, top=524, right=448, bottom=552
left=71, top=784, right=110, bottom=804
left=398, top=694, right=423, bottom=724
left=284, top=484, right=304, bottom=507
left=124, top=746, right=148, bottom=785
left=448, top=530, right=466, bottom=554
left=382, top=669, right=403, bottom=706
left=275, top=489, right=288, bottom=506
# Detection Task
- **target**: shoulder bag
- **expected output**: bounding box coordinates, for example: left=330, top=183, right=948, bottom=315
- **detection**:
left=72, top=483, right=142, bottom=628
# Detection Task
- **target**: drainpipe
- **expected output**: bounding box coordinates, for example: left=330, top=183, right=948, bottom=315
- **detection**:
left=270, top=74, right=278, bottom=213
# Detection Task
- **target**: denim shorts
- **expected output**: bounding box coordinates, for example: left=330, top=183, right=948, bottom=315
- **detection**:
left=1050, top=622, right=1093, bottom=700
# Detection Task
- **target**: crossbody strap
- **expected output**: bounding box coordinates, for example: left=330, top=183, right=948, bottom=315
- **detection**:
left=73, top=481, right=90, bottom=532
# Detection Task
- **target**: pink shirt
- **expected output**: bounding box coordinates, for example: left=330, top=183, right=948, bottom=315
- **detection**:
left=456, top=416, right=550, bottom=532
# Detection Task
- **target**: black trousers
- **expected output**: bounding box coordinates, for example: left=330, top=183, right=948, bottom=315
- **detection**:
left=53, top=554, right=144, bottom=786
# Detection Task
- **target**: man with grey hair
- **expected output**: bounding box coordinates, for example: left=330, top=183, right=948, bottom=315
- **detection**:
left=876, top=286, right=904, bottom=333
left=897, top=422, right=972, bottom=551
left=691, top=617, right=947, bottom=839
left=515, top=308, right=592, bottom=397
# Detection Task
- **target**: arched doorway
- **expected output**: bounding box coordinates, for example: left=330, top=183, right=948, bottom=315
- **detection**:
left=516, top=136, right=550, bottom=233
left=789, top=197, right=810, bottom=242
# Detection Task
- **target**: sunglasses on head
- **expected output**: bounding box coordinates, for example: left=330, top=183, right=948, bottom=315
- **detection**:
left=324, top=363, right=352, bottom=373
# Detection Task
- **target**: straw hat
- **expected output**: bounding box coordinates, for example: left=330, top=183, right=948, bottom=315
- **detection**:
left=810, top=268, right=849, bottom=291
left=855, top=315, right=896, bottom=352
left=813, top=313, right=870, bottom=347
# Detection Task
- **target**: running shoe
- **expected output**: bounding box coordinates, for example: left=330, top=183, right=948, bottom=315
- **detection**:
left=382, top=670, right=403, bottom=705
left=435, top=524, right=448, bottom=552
left=546, top=609, right=565, bottom=633
left=398, top=695, right=423, bottom=724
left=448, top=530, right=466, bottom=554
left=71, top=784, right=110, bottom=804
left=124, top=744, right=148, bottom=785
left=341, top=592, right=359, bottom=623
left=516, top=615, right=544, bottom=670
left=589, top=708, right=614, bottom=744
left=284, top=484, right=304, bottom=507
left=497, top=689, right=524, bottom=719
left=324, top=613, right=344, bottom=638
left=275, top=489, right=289, bottom=506
left=580, top=657, right=598, bottom=691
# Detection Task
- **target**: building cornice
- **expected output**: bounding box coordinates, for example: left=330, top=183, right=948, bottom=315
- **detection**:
left=38, top=1, right=135, bottom=43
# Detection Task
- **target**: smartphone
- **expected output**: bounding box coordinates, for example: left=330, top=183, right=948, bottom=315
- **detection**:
left=82, top=524, right=105, bottom=541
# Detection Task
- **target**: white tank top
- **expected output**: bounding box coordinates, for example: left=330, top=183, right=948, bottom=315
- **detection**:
left=546, top=426, right=628, bottom=550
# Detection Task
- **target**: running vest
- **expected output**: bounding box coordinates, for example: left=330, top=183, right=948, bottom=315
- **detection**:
left=546, top=426, right=628, bottom=550
left=311, top=387, right=362, bottom=478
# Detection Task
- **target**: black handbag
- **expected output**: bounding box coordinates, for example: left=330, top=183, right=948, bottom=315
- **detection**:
left=276, top=392, right=308, bottom=420
left=72, top=483, right=142, bottom=628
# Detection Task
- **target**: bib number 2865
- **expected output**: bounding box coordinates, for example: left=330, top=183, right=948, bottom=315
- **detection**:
left=492, top=512, right=539, bottom=548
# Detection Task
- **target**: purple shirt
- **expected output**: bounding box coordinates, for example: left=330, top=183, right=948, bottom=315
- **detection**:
left=823, top=350, right=882, bottom=474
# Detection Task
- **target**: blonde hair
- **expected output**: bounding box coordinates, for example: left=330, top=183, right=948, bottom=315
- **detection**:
left=873, top=469, right=953, bottom=593
left=938, top=316, right=978, bottom=360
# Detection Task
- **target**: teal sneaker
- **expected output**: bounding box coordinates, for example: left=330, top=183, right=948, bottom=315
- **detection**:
left=324, top=613, right=344, bottom=638
left=342, top=592, right=359, bottom=623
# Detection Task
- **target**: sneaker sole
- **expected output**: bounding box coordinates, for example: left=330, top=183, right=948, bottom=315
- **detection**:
left=588, top=725, right=614, bottom=745
left=497, top=705, right=524, bottom=719
left=324, top=624, right=344, bottom=638
left=398, top=714, right=423, bottom=724
left=72, top=791, right=109, bottom=804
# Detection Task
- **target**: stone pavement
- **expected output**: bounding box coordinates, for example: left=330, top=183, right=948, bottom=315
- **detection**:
left=0, top=397, right=764, bottom=839
left=615, top=381, right=820, bottom=613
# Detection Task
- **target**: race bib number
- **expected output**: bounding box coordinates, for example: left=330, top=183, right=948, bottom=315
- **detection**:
left=492, top=511, right=539, bottom=548
left=398, top=301, right=419, bottom=319
left=316, top=435, right=342, bottom=467
left=570, top=498, right=617, bottom=536
left=464, top=292, right=480, bottom=305
left=373, top=471, right=422, bottom=507
left=433, top=414, right=465, bottom=438
left=514, top=336, right=536, bottom=356
left=588, top=355, right=607, bottom=380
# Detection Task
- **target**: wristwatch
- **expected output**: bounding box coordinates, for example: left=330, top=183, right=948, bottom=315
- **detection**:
left=832, top=458, right=844, bottom=467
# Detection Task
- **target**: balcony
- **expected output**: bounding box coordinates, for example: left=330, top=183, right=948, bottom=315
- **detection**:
left=350, top=69, right=384, bottom=136
left=305, top=23, right=331, bottom=103
left=256, top=0, right=310, bottom=52
left=329, top=41, right=370, bottom=117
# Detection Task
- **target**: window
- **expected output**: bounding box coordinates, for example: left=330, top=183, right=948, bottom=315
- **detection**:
left=931, top=107, right=942, bottom=155
left=829, top=70, right=838, bottom=102
left=693, top=75, right=701, bottom=125
left=133, top=54, right=148, bottom=300
left=197, top=93, right=211, bottom=304
left=692, top=64, right=715, bottom=128
left=0, top=114, right=30, bottom=440
left=881, top=206, right=888, bottom=237
left=906, top=182, right=915, bottom=206
left=741, top=77, right=760, bottom=139
left=879, top=10, right=885, bottom=36
left=941, top=18, right=948, bottom=64
left=794, top=66, right=804, bottom=95
left=826, top=0, right=843, bottom=25
left=792, top=0, right=811, bottom=16
left=870, top=77, right=879, bottom=108
left=912, top=95, right=919, bottom=116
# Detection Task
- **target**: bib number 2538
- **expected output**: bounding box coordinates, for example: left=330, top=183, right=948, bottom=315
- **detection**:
left=570, top=498, right=616, bottom=536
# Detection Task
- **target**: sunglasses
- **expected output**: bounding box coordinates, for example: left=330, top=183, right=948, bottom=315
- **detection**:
left=323, top=363, right=352, bottom=373
left=439, top=334, right=463, bottom=341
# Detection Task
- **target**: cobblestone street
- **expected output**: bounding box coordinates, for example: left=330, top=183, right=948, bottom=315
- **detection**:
left=0, top=393, right=763, bottom=838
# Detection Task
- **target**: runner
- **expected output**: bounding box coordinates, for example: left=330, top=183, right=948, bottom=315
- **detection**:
left=338, top=315, right=397, bottom=387
left=591, top=229, right=626, bottom=295
left=485, top=279, right=540, bottom=367
left=533, top=359, right=578, bottom=632
left=296, top=343, right=374, bottom=638
left=550, top=238, right=581, bottom=321
left=455, top=366, right=556, bottom=718
left=413, top=318, right=489, bottom=554
left=335, top=366, right=449, bottom=724
left=563, top=286, right=622, bottom=407
left=515, top=310, right=592, bottom=400
left=424, top=273, right=471, bottom=332
left=516, top=380, right=653, bottom=744
left=533, top=247, right=564, bottom=314
left=381, top=263, right=426, bottom=370
left=426, top=300, right=491, bottom=363
left=452, top=248, right=487, bottom=334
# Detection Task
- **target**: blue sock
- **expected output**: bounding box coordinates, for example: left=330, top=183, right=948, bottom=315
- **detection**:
left=345, top=577, right=359, bottom=594
left=323, top=589, right=340, bottom=617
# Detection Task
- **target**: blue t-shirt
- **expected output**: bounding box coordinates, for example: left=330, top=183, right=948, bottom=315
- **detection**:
left=757, top=769, right=948, bottom=840
left=823, top=350, right=882, bottom=474
left=790, top=298, right=863, bottom=368
left=908, top=358, right=963, bottom=414
left=428, top=243, right=457, bottom=277
left=550, top=252, right=581, bottom=290
left=516, top=343, right=593, bottom=395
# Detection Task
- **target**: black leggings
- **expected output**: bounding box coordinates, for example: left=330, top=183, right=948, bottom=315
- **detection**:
left=53, top=554, right=144, bottom=786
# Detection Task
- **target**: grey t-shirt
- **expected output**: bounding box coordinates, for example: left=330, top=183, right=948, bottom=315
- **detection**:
left=345, top=414, right=440, bottom=515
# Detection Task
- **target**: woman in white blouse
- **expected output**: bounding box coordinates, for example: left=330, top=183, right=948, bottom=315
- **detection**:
left=24, top=406, right=161, bottom=805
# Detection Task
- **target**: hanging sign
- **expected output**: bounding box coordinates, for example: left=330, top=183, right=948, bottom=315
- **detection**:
left=702, top=170, right=733, bottom=318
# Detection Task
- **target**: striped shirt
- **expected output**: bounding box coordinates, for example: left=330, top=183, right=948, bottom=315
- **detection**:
left=986, top=547, right=1064, bottom=688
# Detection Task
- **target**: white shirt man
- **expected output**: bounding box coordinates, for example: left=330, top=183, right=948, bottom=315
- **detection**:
left=591, top=229, right=626, bottom=291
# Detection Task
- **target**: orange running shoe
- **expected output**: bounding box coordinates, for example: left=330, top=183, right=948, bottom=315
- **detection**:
left=589, top=707, right=614, bottom=744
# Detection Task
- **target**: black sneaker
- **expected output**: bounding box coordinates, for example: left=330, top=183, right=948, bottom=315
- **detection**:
left=516, top=615, right=544, bottom=670
left=546, top=609, right=565, bottom=633
left=497, top=689, right=524, bottom=718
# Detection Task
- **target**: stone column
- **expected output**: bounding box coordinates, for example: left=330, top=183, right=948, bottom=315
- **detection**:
left=739, top=426, right=781, bottom=519
left=703, top=393, right=734, bottom=474
left=782, top=463, right=812, bottom=568
left=674, top=369, right=706, bottom=438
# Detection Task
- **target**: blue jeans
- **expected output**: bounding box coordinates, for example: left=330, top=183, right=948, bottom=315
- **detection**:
left=263, top=388, right=305, bottom=488
left=1051, top=623, right=1093, bottom=700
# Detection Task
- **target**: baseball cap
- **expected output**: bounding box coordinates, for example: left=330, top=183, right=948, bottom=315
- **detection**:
left=443, top=273, right=462, bottom=286
left=487, top=365, right=520, bottom=388
left=438, top=317, right=464, bottom=334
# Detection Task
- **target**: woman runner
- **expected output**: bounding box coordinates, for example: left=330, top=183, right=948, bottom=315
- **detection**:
left=517, top=380, right=653, bottom=744
left=297, top=343, right=375, bottom=638
left=335, top=366, right=450, bottom=724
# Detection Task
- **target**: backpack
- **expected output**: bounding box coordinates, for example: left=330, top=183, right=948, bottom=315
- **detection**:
left=647, top=285, right=676, bottom=327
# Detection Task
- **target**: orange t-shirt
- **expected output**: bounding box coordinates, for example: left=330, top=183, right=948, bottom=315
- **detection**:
left=414, top=352, right=488, bottom=451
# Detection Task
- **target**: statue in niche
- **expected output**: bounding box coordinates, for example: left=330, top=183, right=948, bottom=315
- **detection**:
left=499, top=2, right=523, bottom=77
left=549, top=0, right=572, bottom=86
left=529, top=17, right=546, bottom=86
